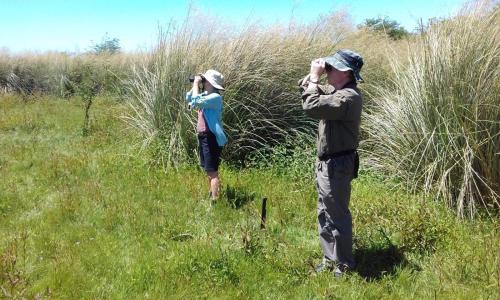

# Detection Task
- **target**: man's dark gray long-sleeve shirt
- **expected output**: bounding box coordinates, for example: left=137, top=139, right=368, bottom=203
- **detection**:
left=299, top=78, right=362, bottom=159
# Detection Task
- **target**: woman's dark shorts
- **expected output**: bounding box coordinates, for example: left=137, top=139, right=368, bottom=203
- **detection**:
left=198, top=131, right=223, bottom=172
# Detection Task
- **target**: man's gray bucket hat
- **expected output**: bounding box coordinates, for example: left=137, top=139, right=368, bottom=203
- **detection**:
left=324, top=49, right=364, bottom=82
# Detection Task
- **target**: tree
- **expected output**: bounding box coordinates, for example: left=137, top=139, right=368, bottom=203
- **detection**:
left=90, top=34, right=121, bottom=55
left=359, top=17, right=409, bottom=40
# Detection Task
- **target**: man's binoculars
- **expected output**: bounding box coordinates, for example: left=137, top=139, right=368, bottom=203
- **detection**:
left=188, top=75, right=205, bottom=83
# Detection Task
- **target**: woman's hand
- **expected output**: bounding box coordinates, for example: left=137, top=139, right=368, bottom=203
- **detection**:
left=192, top=75, right=203, bottom=96
left=193, top=75, right=203, bottom=85
left=309, top=58, right=325, bottom=82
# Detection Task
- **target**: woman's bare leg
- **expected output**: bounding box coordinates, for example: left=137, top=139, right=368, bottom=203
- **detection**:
left=207, top=171, right=220, bottom=199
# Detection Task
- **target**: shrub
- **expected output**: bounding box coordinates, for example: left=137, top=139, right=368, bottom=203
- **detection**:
left=359, top=17, right=410, bottom=40
left=89, top=34, right=121, bottom=55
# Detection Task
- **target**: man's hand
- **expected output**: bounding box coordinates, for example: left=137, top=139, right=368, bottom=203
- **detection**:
left=309, top=58, right=325, bottom=82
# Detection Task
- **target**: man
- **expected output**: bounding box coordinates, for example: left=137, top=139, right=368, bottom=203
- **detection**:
left=299, top=49, right=364, bottom=277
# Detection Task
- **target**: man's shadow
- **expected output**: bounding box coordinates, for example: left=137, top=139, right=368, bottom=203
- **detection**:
left=354, top=244, right=404, bottom=280
left=354, top=238, right=419, bottom=280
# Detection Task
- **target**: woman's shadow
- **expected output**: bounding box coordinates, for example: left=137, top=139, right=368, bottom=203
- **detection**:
left=223, top=184, right=255, bottom=209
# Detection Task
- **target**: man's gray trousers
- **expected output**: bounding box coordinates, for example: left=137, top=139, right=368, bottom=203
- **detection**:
left=315, top=153, right=356, bottom=268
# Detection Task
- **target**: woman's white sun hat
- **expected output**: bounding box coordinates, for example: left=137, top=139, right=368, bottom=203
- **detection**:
left=202, top=69, right=225, bottom=90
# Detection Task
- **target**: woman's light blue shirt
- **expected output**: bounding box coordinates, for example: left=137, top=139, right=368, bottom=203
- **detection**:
left=186, top=90, right=227, bottom=147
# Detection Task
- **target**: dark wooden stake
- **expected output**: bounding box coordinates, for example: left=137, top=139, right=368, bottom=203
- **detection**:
left=260, top=197, right=267, bottom=229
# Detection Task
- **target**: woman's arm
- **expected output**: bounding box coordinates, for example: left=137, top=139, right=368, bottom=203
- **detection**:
left=189, top=93, right=222, bottom=110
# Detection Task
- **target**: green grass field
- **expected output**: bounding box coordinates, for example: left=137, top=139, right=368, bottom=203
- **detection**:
left=1, top=96, right=498, bottom=299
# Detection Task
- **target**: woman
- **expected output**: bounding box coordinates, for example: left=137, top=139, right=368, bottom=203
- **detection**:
left=186, top=69, right=227, bottom=201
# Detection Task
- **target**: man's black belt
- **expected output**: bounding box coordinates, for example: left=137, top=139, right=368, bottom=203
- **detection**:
left=318, top=149, right=356, bottom=161
left=318, top=149, right=359, bottom=179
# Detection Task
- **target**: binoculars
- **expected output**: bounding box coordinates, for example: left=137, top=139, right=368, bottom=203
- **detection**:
left=188, top=75, right=205, bottom=83
left=325, top=63, right=333, bottom=72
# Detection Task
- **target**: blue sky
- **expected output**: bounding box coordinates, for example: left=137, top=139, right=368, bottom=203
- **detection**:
left=0, top=0, right=467, bottom=53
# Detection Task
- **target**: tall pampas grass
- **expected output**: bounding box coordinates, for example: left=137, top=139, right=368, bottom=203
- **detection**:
left=0, top=50, right=137, bottom=97
left=124, top=10, right=354, bottom=167
left=363, top=1, right=499, bottom=218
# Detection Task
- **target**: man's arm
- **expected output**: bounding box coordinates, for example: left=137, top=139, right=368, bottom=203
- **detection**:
left=300, top=57, right=350, bottom=120
left=302, top=86, right=350, bottom=120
